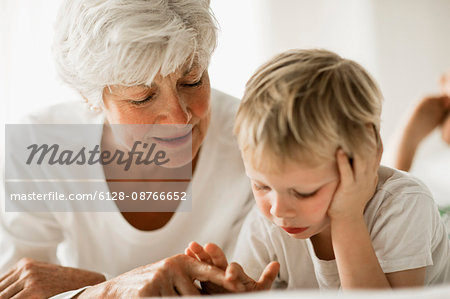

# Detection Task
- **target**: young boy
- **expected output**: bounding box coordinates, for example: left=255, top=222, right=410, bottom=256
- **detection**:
left=186, top=49, right=450, bottom=290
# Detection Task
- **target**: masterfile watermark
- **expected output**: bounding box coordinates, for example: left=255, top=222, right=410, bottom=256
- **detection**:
left=5, top=124, right=193, bottom=212
left=26, top=141, right=170, bottom=171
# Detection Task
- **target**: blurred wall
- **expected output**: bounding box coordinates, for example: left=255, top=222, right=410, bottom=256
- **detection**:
left=210, top=0, right=450, bottom=150
left=1, top=0, right=450, bottom=202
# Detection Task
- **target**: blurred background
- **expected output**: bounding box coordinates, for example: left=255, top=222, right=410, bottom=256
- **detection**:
left=1, top=0, right=450, bottom=204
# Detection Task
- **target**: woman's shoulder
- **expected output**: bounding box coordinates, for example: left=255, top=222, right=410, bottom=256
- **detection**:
left=210, top=88, right=240, bottom=112
left=207, top=89, right=241, bottom=146
left=210, top=89, right=240, bottom=124
left=21, top=100, right=104, bottom=124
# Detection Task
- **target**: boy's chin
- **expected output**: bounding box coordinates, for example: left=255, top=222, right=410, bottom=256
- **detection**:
left=289, top=233, right=311, bottom=240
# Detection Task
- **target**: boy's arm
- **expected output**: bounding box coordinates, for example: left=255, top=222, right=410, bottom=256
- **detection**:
left=329, top=149, right=391, bottom=288
left=329, top=148, right=427, bottom=289
left=331, top=216, right=425, bottom=288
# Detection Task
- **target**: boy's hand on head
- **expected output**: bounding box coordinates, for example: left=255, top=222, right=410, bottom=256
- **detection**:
left=328, top=145, right=381, bottom=222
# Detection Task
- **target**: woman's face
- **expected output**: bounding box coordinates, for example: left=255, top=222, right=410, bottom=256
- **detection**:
left=101, top=63, right=211, bottom=165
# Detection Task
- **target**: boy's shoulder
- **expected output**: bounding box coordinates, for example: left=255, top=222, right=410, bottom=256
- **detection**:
left=376, top=165, right=433, bottom=199
left=365, top=165, right=435, bottom=222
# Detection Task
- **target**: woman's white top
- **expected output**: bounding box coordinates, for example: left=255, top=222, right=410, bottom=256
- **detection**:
left=0, top=89, right=254, bottom=278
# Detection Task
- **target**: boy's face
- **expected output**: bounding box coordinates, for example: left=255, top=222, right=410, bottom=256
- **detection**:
left=244, top=158, right=339, bottom=239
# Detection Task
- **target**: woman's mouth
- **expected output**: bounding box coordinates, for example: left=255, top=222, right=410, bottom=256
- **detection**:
left=152, top=130, right=192, bottom=148
left=280, top=226, right=308, bottom=234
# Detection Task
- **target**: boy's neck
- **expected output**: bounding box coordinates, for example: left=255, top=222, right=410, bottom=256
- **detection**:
left=310, top=225, right=335, bottom=261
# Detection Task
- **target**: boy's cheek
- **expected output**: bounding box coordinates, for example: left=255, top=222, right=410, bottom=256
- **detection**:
left=255, top=198, right=272, bottom=218
left=300, top=200, right=330, bottom=223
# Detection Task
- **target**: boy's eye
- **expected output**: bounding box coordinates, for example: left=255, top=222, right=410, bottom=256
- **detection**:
left=293, top=190, right=317, bottom=199
left=253, top=183, right=270, bottom=191
left=129, top=94, right=155, bottom=106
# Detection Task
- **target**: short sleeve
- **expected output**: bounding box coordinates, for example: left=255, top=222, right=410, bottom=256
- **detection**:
left=231, top=207, right=276, bottom=281
left=0, top=205, right=63, bottom=274
left=366, top=188, right=436, bottom=273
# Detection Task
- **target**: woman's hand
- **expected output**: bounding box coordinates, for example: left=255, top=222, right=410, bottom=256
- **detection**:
left=327, top=140, right=381, bottom=222
left=0, top=257, right=106, bottom=299
left=78, top=253, right=239, bottom=298
left=185, top=242, right=279, bottom=294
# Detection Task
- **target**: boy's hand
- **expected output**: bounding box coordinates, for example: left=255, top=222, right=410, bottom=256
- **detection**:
left=185, top=242, right=279, bottom=293
left=328, top=140, right=381, bottom=222
left=224, top=261, right=280, bottom=292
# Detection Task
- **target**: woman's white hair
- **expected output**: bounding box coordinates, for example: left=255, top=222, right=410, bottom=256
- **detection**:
left=53, top=0, right=217, bottom=104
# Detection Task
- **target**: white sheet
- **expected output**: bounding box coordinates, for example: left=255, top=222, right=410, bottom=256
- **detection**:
left=155, top=285, right=450, bottom=299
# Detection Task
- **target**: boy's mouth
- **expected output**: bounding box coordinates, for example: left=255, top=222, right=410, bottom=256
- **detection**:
left=281, top=226, right=308, bottom=234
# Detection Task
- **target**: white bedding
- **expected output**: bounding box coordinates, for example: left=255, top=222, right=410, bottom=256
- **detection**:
left=408, top=130, right=450, bottom=207
left=162, top=285, right=450, bottom=299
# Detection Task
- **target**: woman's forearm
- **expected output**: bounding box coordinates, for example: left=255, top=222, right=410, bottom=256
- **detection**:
left=331, top=216, right=391, bottom=289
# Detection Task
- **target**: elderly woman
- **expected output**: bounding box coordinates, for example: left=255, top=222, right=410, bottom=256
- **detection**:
left=0, top=0, right=253, bottom=297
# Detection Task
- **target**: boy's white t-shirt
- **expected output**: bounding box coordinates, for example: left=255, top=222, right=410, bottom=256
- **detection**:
left=232, top=166, right=450, bottom=289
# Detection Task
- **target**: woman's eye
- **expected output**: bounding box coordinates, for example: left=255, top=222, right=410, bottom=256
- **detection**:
left=182, top=79, right=203, bottom=88
left=129, top=94, right=155, bottom=106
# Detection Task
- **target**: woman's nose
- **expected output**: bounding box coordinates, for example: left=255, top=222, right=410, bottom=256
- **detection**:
left=270, top=194, right=296, bottom=219
left=160, top=91, right=192, bottom=125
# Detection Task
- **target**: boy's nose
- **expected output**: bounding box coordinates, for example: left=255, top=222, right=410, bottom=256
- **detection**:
left=270, top=194, right=296, bottom=219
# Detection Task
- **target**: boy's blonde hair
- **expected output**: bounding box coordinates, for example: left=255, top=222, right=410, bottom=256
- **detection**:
left=234, top=49, right=382, bottom=171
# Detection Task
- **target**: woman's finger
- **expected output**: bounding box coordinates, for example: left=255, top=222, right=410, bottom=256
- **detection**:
left=185, top=248, right=198, bottom=260
left=0, top=268, right=15, bottom=283
left=188, top=242, right=212, bottom=264
left=204, top=243, right=228, bottom=270
left=0, top=270, right=19, bottom=293
left=157, top=277, right=178, bottom=297
left=173, top=274, right=201, bottom=296
left=188, top=260, right=226, bottom=284
left=256, top=261, right=280, bottom=290
left=1, top=280, right=23, bottom=299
